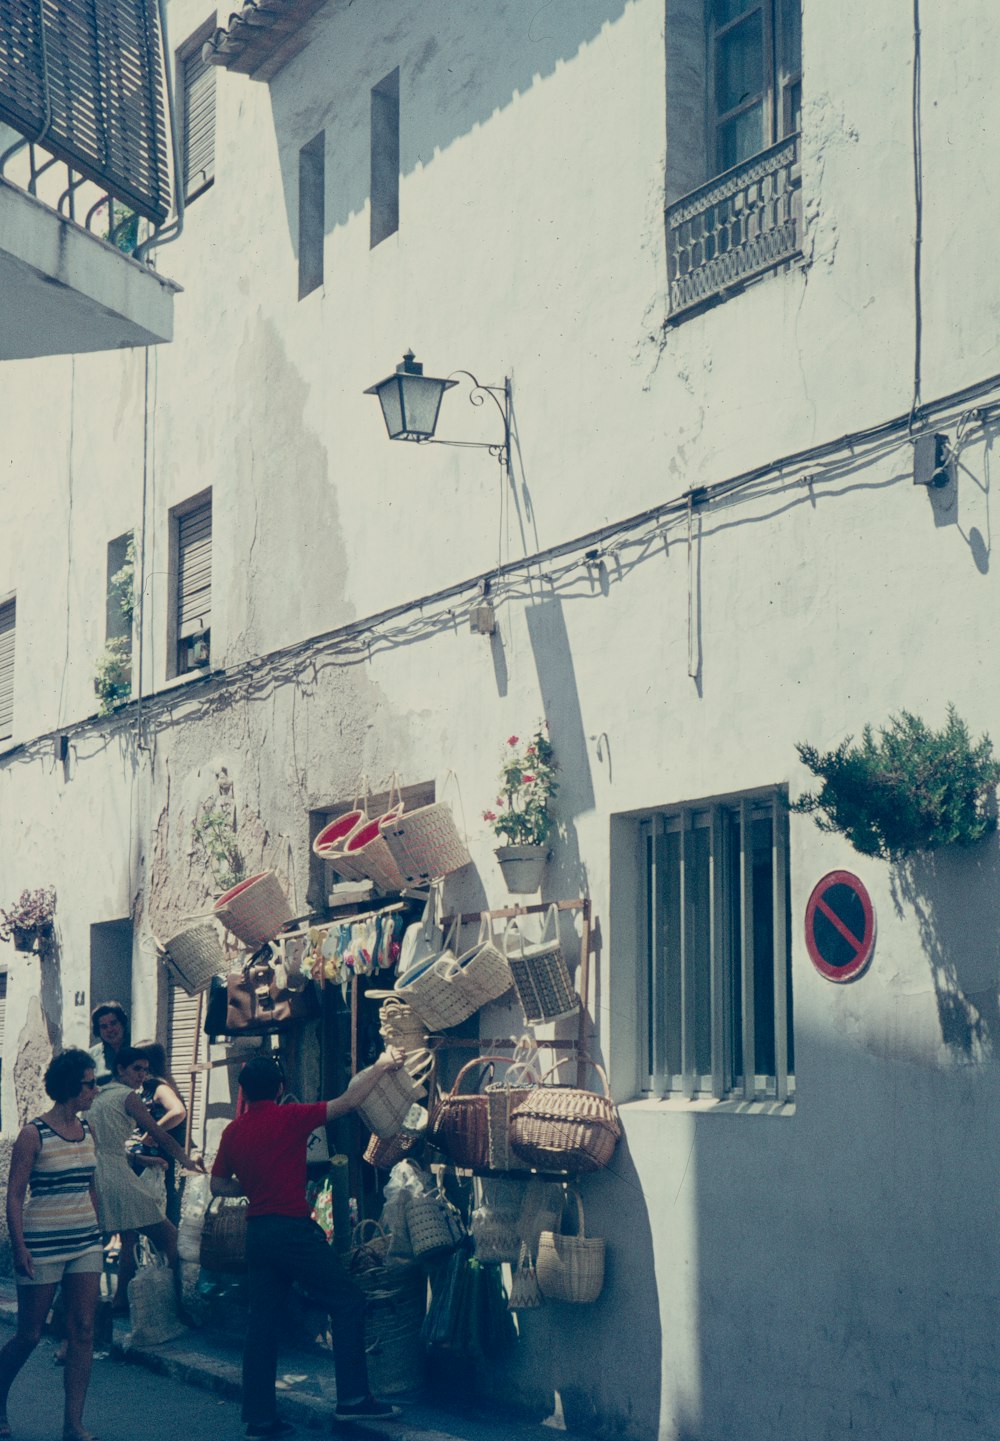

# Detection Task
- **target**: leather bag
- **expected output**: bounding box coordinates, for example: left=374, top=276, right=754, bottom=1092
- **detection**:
left=225, top=957, right=319, bottom=1032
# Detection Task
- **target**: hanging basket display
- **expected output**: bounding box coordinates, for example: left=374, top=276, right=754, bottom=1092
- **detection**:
left=213, top=871, right=292, bottom=950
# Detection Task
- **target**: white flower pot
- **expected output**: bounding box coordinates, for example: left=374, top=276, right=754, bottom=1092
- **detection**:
left=495, top=844, right=550, bottom=894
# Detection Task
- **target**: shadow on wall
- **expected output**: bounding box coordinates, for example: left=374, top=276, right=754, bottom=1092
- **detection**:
left=890, top=836, right=1000, bottom=1061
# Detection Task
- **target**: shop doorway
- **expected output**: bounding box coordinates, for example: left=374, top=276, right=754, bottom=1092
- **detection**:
left=90, top=919, right=133, bottom=1021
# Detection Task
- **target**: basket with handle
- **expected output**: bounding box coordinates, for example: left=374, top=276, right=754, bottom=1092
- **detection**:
left=357, top=1050, right=433, bottom=1139
left=199, top=1196, right=249, bottom=1274
left=364, top=1127, right=422, bottom=1170
left=508, top=1055, right=622, bottom=1174
left=507, top=1241, right=542, bottom=1311
left=213, top=871, right=293, bottom=951
left=157, top=922, right=225, bottom=996
left=334, top=782, right=405, bottom=890
left=379, top=778, right=471, bottom=884
left=428, top=1055, right=506, bottom=1170
left=536, top=1189, right=605, bottom=1303
left=471, top=1177, right=524, bottom=1264
left=486, top=1035, right=540, bottom=1172
left=312, top=807, right=367, bottom=859
left=378, top=998, right=428, bottom=1053
left=393, top=919, right=478, bottom=1031
left=452, top=913, right=514, bottom=1011
left=504, top=905, right=578, bottom=1025
left=405, top=1185, right=466, bottom=1261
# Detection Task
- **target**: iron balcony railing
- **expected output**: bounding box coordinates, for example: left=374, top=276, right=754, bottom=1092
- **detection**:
left=666, top=134, right=802, bottom=320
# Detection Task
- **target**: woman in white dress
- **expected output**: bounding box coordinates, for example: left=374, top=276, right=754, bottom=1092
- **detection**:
left=87, top=1048, right=204, bottom=1314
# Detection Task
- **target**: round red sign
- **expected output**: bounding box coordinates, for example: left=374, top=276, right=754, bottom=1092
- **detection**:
left=804, top=870, right=876, bottom=983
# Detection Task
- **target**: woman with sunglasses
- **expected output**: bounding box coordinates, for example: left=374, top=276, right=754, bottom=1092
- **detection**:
left=0, top=1048, right=102, bottom=1441
left=88, top=1048, right=204, bottom=1317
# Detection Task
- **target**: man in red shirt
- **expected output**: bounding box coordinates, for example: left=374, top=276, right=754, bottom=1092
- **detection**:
left=211, top=1050, right=405, bottom=1437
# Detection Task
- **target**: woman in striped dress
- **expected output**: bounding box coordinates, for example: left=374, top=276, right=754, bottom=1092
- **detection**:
left=0, top=1049, right=102, bottom=1441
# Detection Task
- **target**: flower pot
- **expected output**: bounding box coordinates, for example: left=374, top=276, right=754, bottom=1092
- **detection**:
left=495, top=844, right=550, bottom=894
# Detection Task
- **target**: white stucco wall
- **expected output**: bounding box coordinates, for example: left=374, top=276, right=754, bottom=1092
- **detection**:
left=2, top=1, right=1000, bottom=1437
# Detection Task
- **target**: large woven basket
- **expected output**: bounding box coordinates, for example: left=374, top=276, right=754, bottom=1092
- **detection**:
left=428, top=1056, right=505, bottom=1170
left=334, top=806, right=405, bottom=891
left=508, top=1056, right=621, bottom=1174
left=357, top=1051, right=431, bottom=1139
left=536, top=1190, right=604, bottom=1303
left=405, top=1189, right=465, bottom=1260
left=393, top=920, right=479, bottom=1031
left=199, top=1197, right=249, bottom=1274
left=486, top=1046, right=539, bottom=1172
left=158, top=922, right=224, bottom=996
left=504, top=907, right=579, bottom=1025
left=380, top=802, right=471, bottom=884
left=363, top=1264, right=427, bottom=1395
left=214, top=871, right=292, bottom=950
left=312, top=809, right=366, bottom=858
left=452, top=915, right=513, bottom=1010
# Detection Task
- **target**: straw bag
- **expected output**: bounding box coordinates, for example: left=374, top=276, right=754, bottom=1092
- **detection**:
left=312, top=806, right=366, bottom=858
left=405, top=1186, right=466, bottom=1261
left=428, top=1056, right=505, bottom=1170
left=452, top=914, right=514, bottom=1011
left=508, top=1242, right=542, bottom=1311
left=157, top=923, right=224, bottom=996
left=508, top=1055, right=621, bottom=1173
left=486, top=1037, right=539, bottom=1172
left=393, top=920, right=478, bottom=1031
left=378, top=998, right=428, bottom=1053
left=364, top=1127, right=421, bottom=1169
left=358, top=1050, right=433, bottom=1139
left=380, top=796, right=471, bottom=884
left=127, top=1241, right=186, bottom=1346
left=397, top=883, right=444, bottom=982
left=333, top=785, right=405, bottom=891
left=199, top=1196, right=249, bottom=1274
left=504, top=906, right=578, bottom=1025
left=214, top=871, right=292, bottom=950
left=364, top=1265, right=427, bottom=1395
left=471, top=1178, right=523, bottom=1264
left=536, top=1190, right=605, bottom=1303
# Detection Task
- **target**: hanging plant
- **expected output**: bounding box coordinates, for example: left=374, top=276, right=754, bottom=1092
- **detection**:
left=791, top=706, right=1000, bottom=860
left=93, top=638, right=131, bottom=715
left=192, top=808, right=245, bottom=891
left=109, top=536, right=136, bottom=628
left=0, top=888, right=56, bottom=952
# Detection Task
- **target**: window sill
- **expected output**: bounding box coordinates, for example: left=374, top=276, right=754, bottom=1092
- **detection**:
left=156, top=666, right=218, bottom=696
left=621, top=1094, right=795, bottom=1118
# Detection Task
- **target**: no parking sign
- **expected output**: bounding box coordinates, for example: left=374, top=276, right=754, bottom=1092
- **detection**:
left=805, top=870, right=876, bottom=983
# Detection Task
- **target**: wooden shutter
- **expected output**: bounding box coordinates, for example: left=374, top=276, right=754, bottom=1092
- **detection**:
left=0, top=971, right=8, bottom=1055
left=168, top=981, right=207, bottom=1151
left=0, top=599, right=14, bottom=743
left=183, top=45, right=215, bottom=198
left=177, top=500, right=212, bottom=640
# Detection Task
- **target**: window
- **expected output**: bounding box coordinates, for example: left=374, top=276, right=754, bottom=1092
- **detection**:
left=105, top=531, right=134, bottom=693
left=299, top=131, right=325, bottom=299
left=0, top=597, right=14, bottom=744
left=181, top=24, right=216, bottom=202
left=640, top=787, right=793, bottom=1102
left=370, top=68, right=399, bottom=248
left=708, top=0, right=801, bottom=175
left=170, top=493, right=211, bottom=678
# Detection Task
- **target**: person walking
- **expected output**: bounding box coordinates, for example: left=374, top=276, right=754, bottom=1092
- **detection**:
left=0, top=1049, right=103, bottom=1441
left=210, top=1051, right=406, bottom=1438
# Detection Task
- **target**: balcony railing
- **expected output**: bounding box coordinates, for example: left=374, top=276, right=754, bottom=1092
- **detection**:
left=666, top=134, right=802, bottom=320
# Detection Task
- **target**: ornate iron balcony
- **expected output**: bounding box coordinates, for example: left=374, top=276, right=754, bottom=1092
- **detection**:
left=666, top=134, right=802, bottom=320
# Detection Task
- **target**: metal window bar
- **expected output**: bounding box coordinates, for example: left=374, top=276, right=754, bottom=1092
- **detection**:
left=739, top=797, right=756, bottom=1101
left=709, top=805, right=727, bottom=1099
left=771, top=789, right=789, bottom=1101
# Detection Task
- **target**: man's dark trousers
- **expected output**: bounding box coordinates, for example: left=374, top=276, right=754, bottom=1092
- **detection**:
left=242, top=1213, right=369, bottom=1426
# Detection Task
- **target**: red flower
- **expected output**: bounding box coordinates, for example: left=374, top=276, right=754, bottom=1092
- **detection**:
left=483, top=810, right=497, bottom=822
left=522, top=774, right=536, bottom=783
left=507, top=735, right=519, bottom=746
left=526, top=746, right=536, bottom=755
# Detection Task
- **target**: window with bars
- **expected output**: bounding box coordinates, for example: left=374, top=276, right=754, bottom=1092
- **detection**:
left=640, top=788, right=793, bottom=1102
left=0, top=598, right=14, bottom=744
left=181, top=24, right=216, bottom=202
left=171, top=493, right=211, bottom=678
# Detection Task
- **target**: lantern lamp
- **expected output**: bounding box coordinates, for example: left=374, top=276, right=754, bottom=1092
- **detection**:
left=365, top=351, right=457, bottom=442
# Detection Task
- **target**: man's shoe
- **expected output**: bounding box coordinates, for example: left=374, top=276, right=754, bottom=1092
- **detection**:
left=246, top=1422, right=295, bottom=1438
left=333, top=1397, right=401, bottom=1422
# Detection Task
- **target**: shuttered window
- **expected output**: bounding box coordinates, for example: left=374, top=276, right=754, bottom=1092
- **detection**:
left=175, top=496, right=211, bottom=675
left=168, top=980, right=207, bottom=1152
left=0, top=599, right=14, bottom=744
left=0, top=970, right=8, bottom=1055
left=182, top=39, right=215, bottom=200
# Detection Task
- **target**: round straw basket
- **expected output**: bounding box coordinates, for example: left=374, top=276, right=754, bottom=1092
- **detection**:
left=508, top=1056, right=622, bottom=1174
left=199, top=1197, right=249, bottom=1274
left=335, top=809, right=405, bottom=891
left=536, top=1190, right=604, bottom=1304
left=213, top=871, right=292, bottom=950
left=313, top=809, right=366, bottom=858
left=159, top=923, right=224, bottom=995
left=380, top=803, right=471, bottom=884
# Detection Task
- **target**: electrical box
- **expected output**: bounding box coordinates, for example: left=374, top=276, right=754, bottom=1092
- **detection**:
left=913, top=432, right=951, bottom=488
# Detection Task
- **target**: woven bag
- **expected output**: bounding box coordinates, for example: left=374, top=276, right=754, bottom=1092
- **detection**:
left=508, top=1056, right=622, bottom=1174
left=471, top=1178, right=523, bottom=1264
left=428, top=1056, right=506, bottom=1170
left=364, top=1127, right=421, bottom=1170
left=214, top=871, right=292, bottom=950
left=393, top=920, right=478, bottom=1030
left=127, top=1242, right=186, bottom=1346
left=405, top=1187, right=466, bottom=1261
left=334, top=787, right=405, bottom=890
left=157, top=922, right=224, bottom=996
left=452, top=913, right=514, bottom=1010
left=358, top=1050, right=432, bottom=1139
left=508, top=1242, right=542, bottom=1311
left=504, top=906, right=578, bottom=1025
left=364, top=1264, right=427, bottom=1395
left=536, top=1190, right=605, bottom=1304
left=380, top=800, right=471, bottom=884
left=378, top=998, right=428, bottom=1053
left=312, top=807, right=366, bottom=858
left=199, top=1196, right=249, bottom=1274
left=486, top=1037, right=540, bottom=1172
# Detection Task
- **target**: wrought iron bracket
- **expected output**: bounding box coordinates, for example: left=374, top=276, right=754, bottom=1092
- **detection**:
left=425, top=371, right=512, bottom=474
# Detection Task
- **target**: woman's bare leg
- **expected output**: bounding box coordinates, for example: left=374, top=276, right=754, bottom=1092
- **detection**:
left=60, top=1270, right=99, bottom=1441
left=111, top=1232, right=139, bottom=1311
left=0, top=1282, right=57, bottom=1433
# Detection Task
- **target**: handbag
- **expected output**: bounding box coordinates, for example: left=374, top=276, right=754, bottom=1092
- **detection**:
left=405, top=1184, right=466, bottom=1261
left=357, top=1049, right=433, bottom=1139
left=225, top=957, right=320, bottom=1032
left=470, top=1177, right=523, bottom=1265
left=393, top=919, right=479, bottom=1031
left=508, top=1055, right=622, bottom=1174
left=536, top=1190, right=605, bottom=1303
left=504, top=906, right=579, bottom=1025
left=485, top=1035, right=540, bottom=1172
left=126, top=1241, right=187, bottom=1346
left=397, top=882, right=444, bottom=981
left=452, top=913, right=514, bottom=1010
left=507, top=1241, right=542, bottom=1311
left=428, top=1056, right=505, bottom=1170
left=199, top=1196, right=249, bottom=1274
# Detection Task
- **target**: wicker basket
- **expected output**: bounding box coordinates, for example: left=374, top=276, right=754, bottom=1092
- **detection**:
left=334, top=806, right=405, bottom=891
left=357, top=1051, right=432, bottom=1139
left=393, top=920, right=479, bottom=1030
left=508, top=1056, right=622, bottom=1174
left=486, top=1043, right=540, bottom=1172
left=158, top=923, right=224, bottom=996
left=313, top=809, right=366, bottom=858
left=214, top=871, right=292, bottom=950
left=428, top=1056, right=506, bottom=1170
left=405, top=1188, right=466, bottom=1260
left=380, top=802, right=472, bottom=884
left=364, top=1128, right=421, bottom=1170
left=504, top=906, right=579, bottom=1025
left=536, top=1190, right=604, bottom=1303
left=199, top=1197, right=249, bottom=1274
left=452, top=914, right=514, bottom=1010
left=363, top=1264, right=427, bottom=1395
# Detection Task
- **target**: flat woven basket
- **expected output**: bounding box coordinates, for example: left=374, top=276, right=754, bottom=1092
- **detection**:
left=428, top=1056, right=504, bottom=1170
left=213, top=871, right=292, bottom=950
left=508, top=1056, right=622, bottom=1174
left=199, top=1197, right=249, bottom=1274
left=536, top=1190, right=605, bottom=1304
left=159, top=923, right=224, bottom=996
left=380, top=802, right=471, bottom=884
left=504, top=909, right=578, bottom=1025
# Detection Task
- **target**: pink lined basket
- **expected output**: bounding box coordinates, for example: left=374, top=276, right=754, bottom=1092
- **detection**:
left=312, top=809, right=366, bottom=858
left=213, top=871, right=292, bottom=950
left=335, top=806, right=405, bottom=891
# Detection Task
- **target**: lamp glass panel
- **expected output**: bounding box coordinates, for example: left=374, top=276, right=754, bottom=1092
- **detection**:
left=399, top=374, right=447, bottom=437
left=377, top=377, right=405, bottom=439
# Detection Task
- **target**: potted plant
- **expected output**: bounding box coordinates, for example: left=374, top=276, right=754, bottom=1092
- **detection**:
left=483, top=727, right=558, bottom=893
left=0, top=888, right=56, bottom=952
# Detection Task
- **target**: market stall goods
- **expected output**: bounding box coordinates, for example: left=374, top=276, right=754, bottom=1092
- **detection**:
left=536, top=1190, right=605, bottom=1304
left=508, top=1056, right=622, bottom=1173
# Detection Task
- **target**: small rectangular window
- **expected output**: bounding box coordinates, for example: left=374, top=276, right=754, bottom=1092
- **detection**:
left=181, top=25, right=216, bottom=202
left=299, top=131, right=325, bottom=299
left=0, top=597, right=14, bottom=743
left=370, top=68, right=400, bottom=248
left=171, top=494, right=212, bottom=678
left=640, top=787, right=793, bottom=1102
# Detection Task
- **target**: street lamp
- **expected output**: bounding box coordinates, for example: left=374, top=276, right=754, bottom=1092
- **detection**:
left=366, top=351, right=512, bottom=471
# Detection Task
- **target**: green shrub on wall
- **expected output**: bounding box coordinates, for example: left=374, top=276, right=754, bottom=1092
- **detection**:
left=791, top=706, right=1000, bottom=860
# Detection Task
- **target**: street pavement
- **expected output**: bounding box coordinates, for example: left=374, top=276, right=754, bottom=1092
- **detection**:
left=0, top=1281, right=584, bottom=1441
